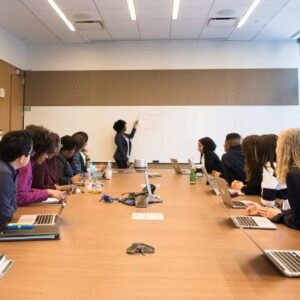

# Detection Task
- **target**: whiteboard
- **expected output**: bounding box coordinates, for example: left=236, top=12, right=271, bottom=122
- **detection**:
left=24, top=106, right=300, bottom=163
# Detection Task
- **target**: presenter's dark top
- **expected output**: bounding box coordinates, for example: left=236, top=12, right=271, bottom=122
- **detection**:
left=201, top=151, right=223, bottom=174
left=114, top=128, right=136, bottom=162
left=221, top=145, right=246, bottom=184
left=0, top=161, right=18, bottom=227
left=272, top=168, right=300, bottom=230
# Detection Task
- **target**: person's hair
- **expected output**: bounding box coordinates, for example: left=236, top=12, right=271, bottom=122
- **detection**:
left=256, top=134, right=277, bottom=171
left=0, top=130, right=32, bottom=163
left=47, top=132, right=60, bottom=156
left=113, top=120, right=126, bottom=133
left=198, top=137, right=216, bottom=152
left=72, top=133, right=86, bottom=151
left=61, top=135, right=75, bottom=151
left=242, top=135, right=259, bottom=181
left=25, top=125, right=52, bottom=159
left=225, top=133, right=242, bottom=148
left=73, top=131, right=88, bottom=142
left=276, top=128, right=300, bottom=183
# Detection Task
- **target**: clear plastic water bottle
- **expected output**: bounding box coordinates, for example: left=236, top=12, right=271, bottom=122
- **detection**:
left=190, top=168, right=196, bottom=185
left=105, top=161, right=112, bottom=180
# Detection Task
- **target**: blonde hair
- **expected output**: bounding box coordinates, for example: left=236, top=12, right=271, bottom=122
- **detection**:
left=276, top=128, right=300, bottom=183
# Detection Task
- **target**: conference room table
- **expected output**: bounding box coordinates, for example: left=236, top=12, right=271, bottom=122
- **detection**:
left=1, top=169, right=300, bottom=300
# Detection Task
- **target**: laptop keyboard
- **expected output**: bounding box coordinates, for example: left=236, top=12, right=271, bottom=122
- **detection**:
left=34, top=214, right=55, bottom=225
left=271, top=251, right=300, bottom=273
left=232, top=201, right=246, bottom=207
left=235, top=216, right=258, bottom=227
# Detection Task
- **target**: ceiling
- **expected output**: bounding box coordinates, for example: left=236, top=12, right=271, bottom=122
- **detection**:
left=0, top=0, right=299, bottom=44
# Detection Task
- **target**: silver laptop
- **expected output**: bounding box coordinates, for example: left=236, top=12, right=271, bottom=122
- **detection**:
left=230, top=215, right=277, bottom=230
left=214, top=177, right=247, bottom=208
left=15, top=202, right=66, bottom=226
left=201, top=166, right=220, bottom=194
left=170, top=158, right=190, bottom=175
left=144, top=170, right=162, bottom=204
left=264, top=249, right=300, bottom=277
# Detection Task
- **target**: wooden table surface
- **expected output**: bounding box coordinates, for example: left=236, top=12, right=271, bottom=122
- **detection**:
left=1, top=170, right=300, bottom=300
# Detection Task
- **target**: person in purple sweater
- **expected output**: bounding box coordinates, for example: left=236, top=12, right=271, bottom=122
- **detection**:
left=17, top=125, right=66, bottom=206
left=31, top=132, right=73, bottom=192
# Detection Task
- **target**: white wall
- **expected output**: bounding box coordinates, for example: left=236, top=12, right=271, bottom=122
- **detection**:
left=24, top=40, right=300, bottom=162
left=27, top=40, right=298, bottom=71
left=0, top=26, right=27, bottom=69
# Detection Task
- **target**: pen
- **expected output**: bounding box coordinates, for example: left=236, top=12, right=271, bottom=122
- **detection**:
left=5, top=224, right=34, bottom=230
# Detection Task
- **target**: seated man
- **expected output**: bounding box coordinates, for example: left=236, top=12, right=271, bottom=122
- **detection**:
left=0, top=130, right=32, bottom=227
left=214, top=133, right=246, bottom=185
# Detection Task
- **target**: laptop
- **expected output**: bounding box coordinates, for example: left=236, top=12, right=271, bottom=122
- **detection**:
left=170, top=158, right=190, bottom=175
left=230, top=215, right=277, bottom=230
left=201, top=166, right=220, bottom=194
left=14, top=201, right=66, bottom=226
left=144, top=170, right=162, bottom=204
left=214, top=177, right=248, bottom=208
left=264, top=249, right=300, bottom=277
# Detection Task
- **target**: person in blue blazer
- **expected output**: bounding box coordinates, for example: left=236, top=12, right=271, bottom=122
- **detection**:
left=113, top=119, right=138, bottom=168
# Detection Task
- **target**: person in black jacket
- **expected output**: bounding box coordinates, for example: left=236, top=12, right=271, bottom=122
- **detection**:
left=113, top=119, right=138, bottom=168
left=198, top=137, right=223, bottom=174
left=215, top=133, right=245, bottom=185
left=231, top=135, right=262, bottom=195
left=246, top=129, right=300, bottom=230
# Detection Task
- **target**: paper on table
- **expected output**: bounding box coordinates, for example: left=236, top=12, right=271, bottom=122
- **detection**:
left=132, top=213, right=164, bottom=221
left=41, top=198, right=60, bottom=204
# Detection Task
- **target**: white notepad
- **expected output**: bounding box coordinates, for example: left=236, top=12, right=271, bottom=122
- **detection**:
left=132, top=213, right=164, bottom=221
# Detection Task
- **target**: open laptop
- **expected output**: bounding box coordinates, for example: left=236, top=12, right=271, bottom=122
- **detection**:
left=214, top=177, right=248, bottom=208
left=144, top=170, right=162, bottom=204
left=170, top=158, right=190, bottom=175
left=264, top=249, right=300, bottom=277
left=15, top=201, right=66, bottom=226
left=201, top=166, right=220, bottom=194
left=230, top=215, right=277, bottom=230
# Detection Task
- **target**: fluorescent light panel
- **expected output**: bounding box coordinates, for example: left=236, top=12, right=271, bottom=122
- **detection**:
left=127, top=0, right=137, bottom=21
left=172, top=0, right=181, bottom=20
left=47, top=0, right=76, bottom=31
left=237, top=0, right=262, bottom=28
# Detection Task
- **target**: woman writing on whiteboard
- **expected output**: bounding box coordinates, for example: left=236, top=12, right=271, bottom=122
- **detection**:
left=113, top=119, right=138, bottom=168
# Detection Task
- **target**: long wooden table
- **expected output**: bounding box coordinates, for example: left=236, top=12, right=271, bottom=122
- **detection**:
left=1, top=170, right=300, bottom=300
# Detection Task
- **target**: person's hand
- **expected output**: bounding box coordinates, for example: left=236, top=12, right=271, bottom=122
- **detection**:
left=82, top=146, right=90, bottom=159
left=47, top=189, right=67, bottom=201
left=275, top=199, right=283, bottom=209
left=257, top=207, right=281, bottom=219
left=212, top=170, right=221, bottom=177
left=96, top=163, right=106, bottom=172
left=71, top=174, right=83, bottom=183
left=55, top=185, right=74, bottom=192
left=231, top=180, right=244, bottom=191
left=133, top=120, right=138, bottom=128
left=246, top=204, right=260, bottom=216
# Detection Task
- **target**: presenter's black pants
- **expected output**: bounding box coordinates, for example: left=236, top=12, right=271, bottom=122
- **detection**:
left=115, top=159, right=128, bottom=169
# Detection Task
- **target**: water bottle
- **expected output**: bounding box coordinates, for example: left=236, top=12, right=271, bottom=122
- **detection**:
left=190, top=168, right=196, bottom=185
left=85, top=168, right=93, bottom=192
left=105, top=161, right=112, bottom=180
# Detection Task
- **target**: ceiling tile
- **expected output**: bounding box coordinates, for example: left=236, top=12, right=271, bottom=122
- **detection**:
left=21, top=0, right=52, bottom=11
left=109, top=28, right=140, bottom=40
left=55, top=0, right=97, bottom=11
left=213, top=0, right=254, bottom=5
left=208, top=5, right=249, bottom=18
left=94, top=0, right=128, bottom=10
left=172, top=18, right=206, bottom=28
left=171, top=27, right=201, bottom=39
left=140, top=28, right=170, bottom=39
left=200, top=27, right=233, bottom=39
left=251, top=5, right=282, bottom=17
left=79, top=30, right=111, bottom=42
left=136, top=8, right=172, bottom=19
left=101, top=9, right=131, bottom=21
left=181, top=0, right=214, bottom=6
left=138, top=19, right=171, bottom=29
left=104, top=20, right=138, bottom=29
left=135, top=0, right=173, bottom=8
left=179, top=6, right=211, bottom=18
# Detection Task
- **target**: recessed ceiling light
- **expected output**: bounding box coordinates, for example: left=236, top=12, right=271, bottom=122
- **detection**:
left=237, top=0, right=262, bottom=28
left=48, top=0, right=76, bottom=31
left=218, top=9, right=236, bottom=16
left=172, top=0, right=181, bottom=20
left=127, top=0, right=136, bottom=21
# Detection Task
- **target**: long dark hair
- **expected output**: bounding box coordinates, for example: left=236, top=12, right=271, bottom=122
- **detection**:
left=242, top=135, right=259, bottom=180
left=198, top=137, right=216, bottom=152
left=256, top=134, right=278, bottom=171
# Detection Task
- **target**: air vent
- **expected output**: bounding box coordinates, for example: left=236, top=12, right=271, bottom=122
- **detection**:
left=207, top=18, right=237, bottom=28
left=290, top=30, right=300, bottom=39
left=75, top=20, right=104, bottom=31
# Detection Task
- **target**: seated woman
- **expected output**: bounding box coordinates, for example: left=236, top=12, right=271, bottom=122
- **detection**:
left=17, top=125, right=66, bottom=206
left=256, top=134, right=289, bottom=210
left=247, top=129, right=300, bottom=230
left=198, top=137, right=223, bottom=174
left=231, top=135, right=262, bottom=195
left=56, top=135, right=82, bottom=185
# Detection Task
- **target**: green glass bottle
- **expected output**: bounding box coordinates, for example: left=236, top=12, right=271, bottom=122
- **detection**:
left=190, top=168, right=196, bottom=185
